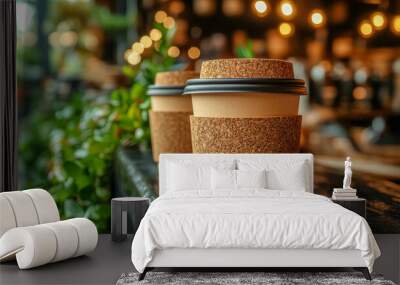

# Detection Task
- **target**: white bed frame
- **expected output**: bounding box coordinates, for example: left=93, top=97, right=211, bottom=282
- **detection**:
left=140, top=154, right=370, bottom=280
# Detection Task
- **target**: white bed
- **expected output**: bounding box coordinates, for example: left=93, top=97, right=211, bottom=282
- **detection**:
left=131, top=154, right=380, bottom=280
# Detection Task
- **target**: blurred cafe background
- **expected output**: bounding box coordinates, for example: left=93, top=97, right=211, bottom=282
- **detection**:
left=16, top=0, right=400, bottom=232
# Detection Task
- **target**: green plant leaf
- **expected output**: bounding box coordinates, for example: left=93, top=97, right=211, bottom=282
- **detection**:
left=84, top=204, right=111, bottom=232
left=95, top=186, right=110, bottom=201
left=50, top=184, right=71, bottom=202
left=121, top=65, right=138, bottom=80
left=64, top=199, right=84, bottom=218
left=64, top=161, right=91, bottom=190
left=235, top=41, right=254, bottom=58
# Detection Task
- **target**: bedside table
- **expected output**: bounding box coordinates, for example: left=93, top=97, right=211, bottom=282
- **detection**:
left=332, top=198, right=366, bottom=218
left=111, top=197, right=150, bottom=242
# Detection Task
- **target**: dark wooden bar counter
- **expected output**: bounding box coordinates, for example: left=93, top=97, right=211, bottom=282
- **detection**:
left=314, top=163, right=400, bottom=234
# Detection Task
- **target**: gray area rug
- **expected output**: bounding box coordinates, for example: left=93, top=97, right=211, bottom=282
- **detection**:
left=116, top=272, right=396, bottom=285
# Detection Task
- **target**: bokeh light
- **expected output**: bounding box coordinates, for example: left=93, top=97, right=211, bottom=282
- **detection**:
left=124, top=49, right=132, bottom=61
left=310, top=9, right=326, bottom=28
left=278, top=22, right=295, bottom=37
left=169, top=1, right=185, bottom=16
left=353, top=86, right=368, bottom=100
left=140, top=36, right=152, bottom=48
left=253, top=0, right=269, bottom=17
left=167, top=46, right=180, bottom=57
left=154, top=10, right=167, bottom=23
left=371, top=12, right=386, bottom=30
left=163, top=16, right=175, bottom=29
left=391, top=15, right=400, bottom=35
left=359, top=20, right=374, bottom=38
left=149, top=29, right=162, bottom=41
left=278, top=0, right=295, bottom=19
left=127, top=52, right=141, bottom=65
left=187, top=46, right=201, bottom=59
left=132, top=42, right=144, bottom=54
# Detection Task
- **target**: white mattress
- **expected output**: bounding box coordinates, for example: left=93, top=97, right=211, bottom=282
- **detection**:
left=131, top=190, right=380, bottom=273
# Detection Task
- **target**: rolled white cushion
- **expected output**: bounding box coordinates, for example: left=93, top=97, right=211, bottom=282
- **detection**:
left=0, top=218, right=98, bottom=269
left=0, top=226, right=57, bottom=269
left=23, top=189, right=60, bottom=224
left=42, top=221, right=79, bottom=262
left=65, top=218, right=98, bottom=257
left=0, top=196, right=17, bottom=237
left=0, top=191, right=39, bottom=227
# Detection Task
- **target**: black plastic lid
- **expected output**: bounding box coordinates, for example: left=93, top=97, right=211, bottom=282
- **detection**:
left=147, top=85, right=185, bottom=96
left=183, top=78, right=307, bottom=95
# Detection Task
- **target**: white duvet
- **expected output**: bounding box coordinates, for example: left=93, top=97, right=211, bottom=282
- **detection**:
left=131, top=190, right=380, bottom=273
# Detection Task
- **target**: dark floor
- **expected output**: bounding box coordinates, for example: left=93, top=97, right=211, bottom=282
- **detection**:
left=0, top=235, right=134, bottom=285
left=0, top=235, right=399, bottom=285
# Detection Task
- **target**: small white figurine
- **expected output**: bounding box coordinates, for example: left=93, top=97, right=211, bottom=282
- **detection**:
left=343, top=156, right=353, bottom=190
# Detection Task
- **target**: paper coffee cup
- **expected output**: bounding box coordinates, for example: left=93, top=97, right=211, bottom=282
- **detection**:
left=184, top=58, right=306, bottom=153
left=150, top=71, right=198, bottom=112
left=148, top=70, right=199, bottom=161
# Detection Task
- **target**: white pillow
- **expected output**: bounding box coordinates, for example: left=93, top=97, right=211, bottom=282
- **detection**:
left=211, top=169, right=267, bottom=190
left=238, top=159, right=309, bottom=191
left=236, top=169, right=267, bottom=189
left=167, top=163, right=210, bottom=191
left=167, top=159, right=236, bottom=192
left=211, top=168, right=236, bottom=190
left=267, top=161, right=308, bottom=191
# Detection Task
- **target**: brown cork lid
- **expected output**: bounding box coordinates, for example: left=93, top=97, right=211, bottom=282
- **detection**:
left=155, top=71, right=199, bottom=86
left=200, top=58, right=294, bottom=79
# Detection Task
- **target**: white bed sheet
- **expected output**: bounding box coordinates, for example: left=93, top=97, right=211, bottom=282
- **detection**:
left=131, top=190, right=380, bottom=273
